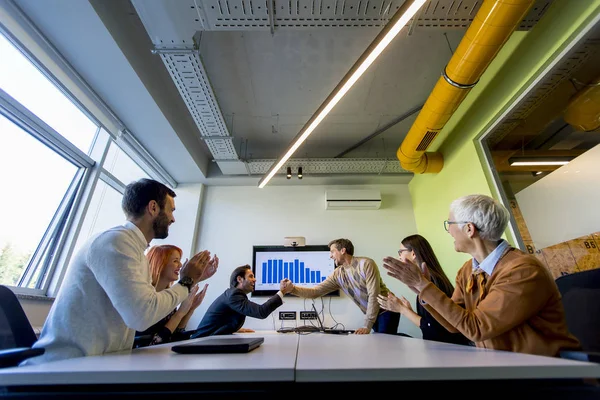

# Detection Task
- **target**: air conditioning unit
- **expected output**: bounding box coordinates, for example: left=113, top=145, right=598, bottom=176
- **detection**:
left=325, top=189, right=381, bottom=210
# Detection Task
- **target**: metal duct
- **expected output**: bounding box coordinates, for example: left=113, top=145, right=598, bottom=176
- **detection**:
left=396, top=0, right=536, bottom=173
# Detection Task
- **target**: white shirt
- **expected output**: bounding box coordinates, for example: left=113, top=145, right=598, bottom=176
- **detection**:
left=23, top=222, right=188, bottom=365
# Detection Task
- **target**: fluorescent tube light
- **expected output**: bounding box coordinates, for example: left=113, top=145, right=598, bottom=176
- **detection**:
left=257, top=0, right=427, bottom=188
left=510, top=161, right=570, bottom=166
left=508, top=157, right=574, bottom=167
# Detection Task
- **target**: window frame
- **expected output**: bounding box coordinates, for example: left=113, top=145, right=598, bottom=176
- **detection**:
left=0, top=88, right=96, bottom=296
left=0, top=88, right=95, bottom=169
left=0, top=6, right=177, bottom=297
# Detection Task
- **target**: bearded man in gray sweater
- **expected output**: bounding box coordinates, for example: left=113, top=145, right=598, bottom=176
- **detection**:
left=23, top=178, right=218, bottom=364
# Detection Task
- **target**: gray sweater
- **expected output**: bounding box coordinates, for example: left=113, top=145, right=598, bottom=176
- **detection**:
left=23, top=222, right=188, bottom=365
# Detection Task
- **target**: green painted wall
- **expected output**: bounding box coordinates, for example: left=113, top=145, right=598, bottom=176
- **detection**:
left=408, top=0, right=600, bottom=279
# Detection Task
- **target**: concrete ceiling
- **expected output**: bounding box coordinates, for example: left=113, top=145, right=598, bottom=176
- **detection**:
left=11, top=0, right=559, bottom=186
left=195, top=28, right=453, bottom=160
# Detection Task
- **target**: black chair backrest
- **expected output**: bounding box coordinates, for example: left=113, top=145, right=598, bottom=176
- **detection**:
left=0, top=285, right=38, bottom=350
left=555, top=268, right=600, bottom=294
left=555, top=269, right=600, bottom=353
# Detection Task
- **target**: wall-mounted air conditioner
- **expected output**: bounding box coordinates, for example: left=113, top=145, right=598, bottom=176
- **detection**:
left=325, top=189, right=382, bottom=210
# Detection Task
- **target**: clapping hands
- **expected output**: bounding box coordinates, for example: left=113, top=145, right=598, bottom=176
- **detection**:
left=190, top=283, right=209, bottom=310
left=180, top=250, right=210, bottom=284
left=377, top=292, right=413, bottom=315
left=179, top=251, right=219, bottom=284
left=382, top=257, right=430, bottom=294
left=179, top=283, right=209, bottom=315
left=199, top=254, right=219, bottom=282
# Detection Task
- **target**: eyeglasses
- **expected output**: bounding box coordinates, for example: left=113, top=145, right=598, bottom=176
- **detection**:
left=444, top=220, right=475, bottom=232
left=397, top=248, right=410, bottom=256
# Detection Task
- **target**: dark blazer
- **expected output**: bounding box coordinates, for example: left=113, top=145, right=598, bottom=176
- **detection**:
left=192, top=288, right=283, bottom=338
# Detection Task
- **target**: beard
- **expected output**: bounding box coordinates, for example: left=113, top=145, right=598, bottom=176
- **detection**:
left=152, top=211, right=170, bottom=239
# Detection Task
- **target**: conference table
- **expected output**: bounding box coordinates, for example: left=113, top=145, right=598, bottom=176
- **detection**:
left=1, top=331, right=599, bottom=398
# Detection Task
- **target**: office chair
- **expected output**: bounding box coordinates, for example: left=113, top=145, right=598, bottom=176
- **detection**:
left=556, top=268, right=600, bottom=297
left=0, top=285, right=45, bottom=367
left=132, top=334, right=154, bottom=348
left=555, top=269, right=600, bottom=362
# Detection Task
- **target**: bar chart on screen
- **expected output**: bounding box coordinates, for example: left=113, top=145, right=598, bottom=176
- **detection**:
left=252, top=245, right=338, bottom=296
left=260, top=258, right=327, bottom=284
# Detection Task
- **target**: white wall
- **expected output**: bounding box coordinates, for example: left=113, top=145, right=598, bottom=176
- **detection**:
left=187, top=183, right=423, bottom=338
left=19, top=298, right=53, bottom=329
left=152, top=183, right=204, bottom=258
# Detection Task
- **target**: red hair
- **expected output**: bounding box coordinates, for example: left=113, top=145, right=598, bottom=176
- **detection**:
left=146, top=245, right=183, bottom=287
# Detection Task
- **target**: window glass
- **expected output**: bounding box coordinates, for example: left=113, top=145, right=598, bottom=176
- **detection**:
left=105, top=141, right=150, bottom=186
left=0, top=34, right=97, bottom=154
left=70, top=179, right=126, bottom=259
left=0, top=114, right=78, bottom=287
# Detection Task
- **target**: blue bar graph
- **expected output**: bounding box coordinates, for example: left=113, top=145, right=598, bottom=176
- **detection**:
left=267, top=260, right=272, bottom=284
left=278, top=259, right=283, bottom=283
left=261, top=259, right=326, bottom=284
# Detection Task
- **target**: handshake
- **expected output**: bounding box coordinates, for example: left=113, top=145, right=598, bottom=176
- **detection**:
left=280, top=278, right=294, bottom=295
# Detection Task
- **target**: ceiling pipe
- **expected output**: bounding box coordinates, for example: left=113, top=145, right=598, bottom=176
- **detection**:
left=335, top=104, right=423, bottom=158
left=397, top=0, right=536, bottom=174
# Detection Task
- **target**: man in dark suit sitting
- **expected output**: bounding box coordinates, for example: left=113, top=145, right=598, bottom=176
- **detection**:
left=192, top=265, right=293, bottom=337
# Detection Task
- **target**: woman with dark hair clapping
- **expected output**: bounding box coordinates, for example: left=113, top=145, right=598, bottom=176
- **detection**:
left=378, top=234, right=470, bottom=346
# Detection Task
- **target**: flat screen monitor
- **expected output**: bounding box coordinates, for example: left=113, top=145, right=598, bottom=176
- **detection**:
left=251, top=245, right=339, bottom=297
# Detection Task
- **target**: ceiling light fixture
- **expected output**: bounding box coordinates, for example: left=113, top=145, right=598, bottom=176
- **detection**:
left=298, top=167, right=303, bottom=179
left=257, top=0, right=427, bottom=188
left=286, top=166, right=292, bottom=179
left=508, top=157, right=574, bottom=167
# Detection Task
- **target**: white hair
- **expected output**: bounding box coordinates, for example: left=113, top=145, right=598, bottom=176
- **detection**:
left=450, top=194, right=509, bottom=241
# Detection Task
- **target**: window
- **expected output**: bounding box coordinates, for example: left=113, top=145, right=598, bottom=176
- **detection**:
left=0, top=21, right=175, bottom=296
left=104, top=141, right=150, bottom=186
left=0, top=114, right=80, bottom=289
left=0, top=35, right=97, bottom=154
left=0, top=31, right=99, bottom=295
left=0, top=30, right=100, bottom=294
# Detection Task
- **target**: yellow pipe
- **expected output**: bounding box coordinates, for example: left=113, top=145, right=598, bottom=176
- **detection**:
left=564, top=75, right=600, bottom=131
left=397, top=0, right=536, bottom=173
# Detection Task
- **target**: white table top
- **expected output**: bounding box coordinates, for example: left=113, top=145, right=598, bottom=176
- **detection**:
left=0, top=333, right=299, bottom=385
left=295, top=333, right=600, bottom=382
left=2, top=332, right=599, bottom=386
